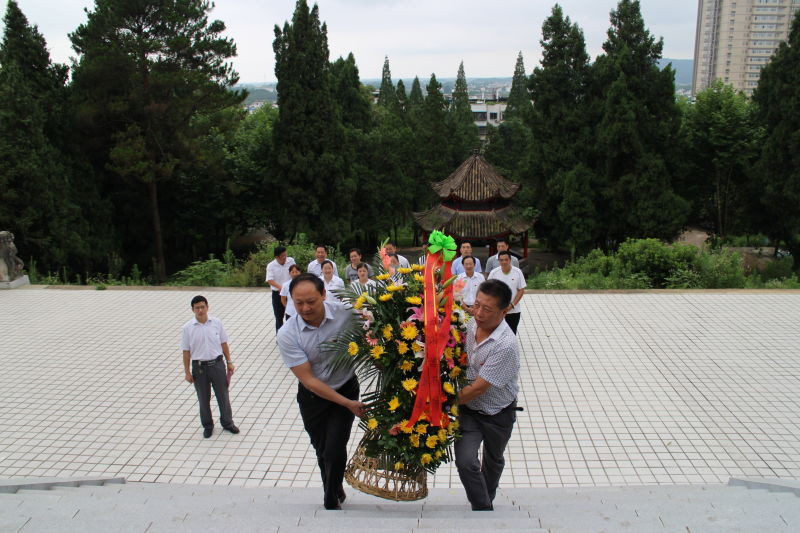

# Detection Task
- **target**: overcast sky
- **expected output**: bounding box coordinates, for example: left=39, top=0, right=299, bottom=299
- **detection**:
left=7, top=0, right=699, bottom=83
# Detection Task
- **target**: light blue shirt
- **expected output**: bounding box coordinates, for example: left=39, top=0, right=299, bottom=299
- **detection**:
left=277, top=300, right=355, bottom=389
left=452, top=256, right=482, bottom=275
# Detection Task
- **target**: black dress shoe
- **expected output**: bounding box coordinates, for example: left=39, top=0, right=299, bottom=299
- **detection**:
left=324, top=503, right=342, bottom=510
left=223, top=425, right=240, bottom=434
left=337, top=489, right=346, bottom=504
left=203, top=427, right=213, bottom=438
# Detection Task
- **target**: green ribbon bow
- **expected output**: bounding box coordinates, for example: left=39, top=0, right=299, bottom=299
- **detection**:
left=428, top=230, right=457, bottom=262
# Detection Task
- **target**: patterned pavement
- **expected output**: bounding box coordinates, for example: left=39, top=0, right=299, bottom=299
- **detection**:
left=1, top=287, right=799, bottom=489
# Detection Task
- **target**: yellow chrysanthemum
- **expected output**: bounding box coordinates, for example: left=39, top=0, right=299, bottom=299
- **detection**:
left=378, top=293, right=393, bottom=302
left=443, top=347, right=453, bottom=359
left=405, top=296, right=422, bottom=305
left=386, top=283, right=405, bottom=292
left=449, top=366, right=461, bottom=378
left=425, top=435, right=438, bottom=448
left=382, top=324, right=393, bottom=340
left=353, top=295, right=366, bottom=310
left=394, top=461, right=404, bottom=471
left=415, top=423, right=428, bottom=434
left=371, top=345, right=385, bottom=359
left=409, top=434, right=420, bottom=447
left=397, top=267, right=413, bottom=274
left=399, top=359, right=414, bottom=372
left=411, top=341, right=424, bottom=353
left=401, top=324, right=419, bottom=340
left=367, top=418, right=378, bottom=430
left=397, top=342, right=409, bottom=355
left=438, top=429, right=447, bottom=441
left=413, top=273, right=424, bottom=282
left=412, top=264, right=424, bottom=271
left=450, top=404, right=459, bottom=416
left=420, top=453, right=433, bottom=465
left=399, top=420, right=413, bottom=434
left=435, top=450, right=443, bottom=459
left=375, top=273, right=391, bottom=281
left=448, top=420, right=460, bottom=434
left=443, top=382, right=455, bottom=395
left=401, top=378, right=418, bottom=392
left=451, top=328, right=461, bottom=344
left=455, top=346, right=461, bottom=356
left=348, top=342, right=359, bottom=356
left=388, top=396, right=400, bottom=411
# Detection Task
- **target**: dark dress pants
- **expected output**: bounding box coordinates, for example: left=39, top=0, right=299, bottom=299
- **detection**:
left=504, top=312, right=521, bottom=334
left=455, top=403, right=516, bottom=510
left=192, top=357, right=234, bottom=430
left=297, top=376, right=359, bottom=509
left=272, top=290, right=286, bottom=331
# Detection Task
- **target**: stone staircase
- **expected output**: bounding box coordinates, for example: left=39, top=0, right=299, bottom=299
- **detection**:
left=1, top=477, right=798, bottom=532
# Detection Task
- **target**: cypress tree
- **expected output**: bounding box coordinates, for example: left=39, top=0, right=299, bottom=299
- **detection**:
left=505, top=52, right=532, bottom=124
left=377, top=56, right=397, bottom=110
left=395, top=79, right=408, bottom=115
left=331, top=52, right=371, bottom=131
left=448, top=61, right=479, bottom=164
left=752, top=10, right=800, bottom=265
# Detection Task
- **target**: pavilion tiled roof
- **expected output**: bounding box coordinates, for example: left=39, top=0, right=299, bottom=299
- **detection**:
left=431, top=152, right=519, bottom=201
left=413, top=205, right=534, bottom=239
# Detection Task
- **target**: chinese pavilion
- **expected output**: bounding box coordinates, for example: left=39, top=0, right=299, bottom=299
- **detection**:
left=413, top=151, right=535, bottom=257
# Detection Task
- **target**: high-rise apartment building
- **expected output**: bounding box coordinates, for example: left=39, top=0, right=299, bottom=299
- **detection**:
left=692, top=0, right=800, bottom=95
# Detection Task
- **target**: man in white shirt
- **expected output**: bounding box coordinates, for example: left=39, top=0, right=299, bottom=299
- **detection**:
left=455, top=279, right=519, bottom=510
left=266, top=246, right=296, bottom=332
left=384, top=241, right=410, bottom=268
left=487, top=251, right=526, bottom=334
left=307, top=245, right=339, bottom=277
left=452, top=242, right=483, bottom=275
left=456, top=256, right=483, bottom=312
left=181, top=295, right=239, bottom=439
left=484, top=238, right=519, bottom=274
left=277, top=274, right=366, bottom=510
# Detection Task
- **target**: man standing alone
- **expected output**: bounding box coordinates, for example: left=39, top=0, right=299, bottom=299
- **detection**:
left=266, top=246, right=295, bottom=332
left=487, top=251, right=526, bottom=334
left=181, top=295, right=239, bottom=438
left=277, top=273, right=366, bottom=510
left=455, top=280, right=519, bottom=510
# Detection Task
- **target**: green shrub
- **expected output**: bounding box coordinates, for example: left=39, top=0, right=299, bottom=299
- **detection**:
left=170, top=256, right=230, bottom=286
left=615, top=239, right=698, bottom=288
left=763, top=257, right=795, bottom=281
left=694, top=249, right=746, bottom=288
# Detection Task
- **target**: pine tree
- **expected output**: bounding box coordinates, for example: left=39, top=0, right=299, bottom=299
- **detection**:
left=591, top=0, right=687, bottom=245
left=504, top=52, right=532, bottom=124
left=272, top=0, right=353, bottom=243
left=395, top=79, right=407, bottom=114
left=752, top=9, right=800, bottom=265
left=377, top=56, right=397, bottom=110
left=331, top=52, right=371, bottom=131
left=70, top=0, right=245, bottom=280
left=449, top=62, right=478, bottom=161
left=407, top=76, right=424, bottom=127
left=413, top=74, right=452, bottom=208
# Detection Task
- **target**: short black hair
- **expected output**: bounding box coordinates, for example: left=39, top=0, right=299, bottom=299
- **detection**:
left=315, top=244, right=327, bottom=251
left=356, top=262, right=369, bottom=271
left=290, top=273, right=325, bottom=295
left=496, top=237, right=509, bottom=246
left=190, top=295, right=208, bottom=308
left=321, top=259, right=334, bottom=268
left=497, top=250, right=512, bottom=259
left=460, top=241, right=472, bottom=247
left=477, top=280, right=512, bottom=310
left=274, top=246, right=287, bottom=257
left=461, top=255, right=475, bottom=265
left=288, top=264, right=301, bottom=273
left=349, top=248, right=362, bottom=257
left=386, top=240, right=398, bottom=247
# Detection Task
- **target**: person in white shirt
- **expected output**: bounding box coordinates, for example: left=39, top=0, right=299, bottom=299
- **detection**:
left=320, top=260, right=345, bottom=302
left=280, top=264, right=302, bottom=320
left=266, top=246, right=296, bottom=332
left=181, top=295, right=239, bottom=438
left=456, top=256, right=484, bottom=312
left=385, top=241, right=410, bottom=268
left=351, top=262, right=377, bottom=291
left=484, top=237, right=519, bottom=274
left=307, top=245, right=339, bottom=277
left=452, top=242, right=483, bottom=275
left=487, top=251, right=526, bottom=334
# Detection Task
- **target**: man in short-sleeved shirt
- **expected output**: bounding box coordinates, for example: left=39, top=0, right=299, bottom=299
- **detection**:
left=307, top=245, right=339, bottom=277
left=484, top=238, right=519, bottom=274
left=456, top=256, right=483, bottom=310
left=452, top=242, right=483, bottom=275
left=487, top=251, right=526, bottom=334
left=455, top=280, right=519, bottom=511
left=181, top=295, right=239, bottom=438
left=277, top=274, right=365, bottom=510
left=384, top=241, right=410, bottom=268
left=266, top=246, right=296, bottom=332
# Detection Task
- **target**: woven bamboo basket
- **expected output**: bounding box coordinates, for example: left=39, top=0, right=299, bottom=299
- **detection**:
left=344, top=444, right=428, bottom=501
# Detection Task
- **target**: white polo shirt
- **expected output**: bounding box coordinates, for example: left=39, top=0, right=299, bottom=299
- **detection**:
left=457, top=271, right=484, bottom=307
left=488, top=266, right=526, bottom=314
left=266, top=257, right=296, bottom=292
left=180, top=316, right=229, bottom=361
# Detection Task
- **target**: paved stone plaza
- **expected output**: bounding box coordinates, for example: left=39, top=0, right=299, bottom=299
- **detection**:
left=2, top=287, right=799, bottom=490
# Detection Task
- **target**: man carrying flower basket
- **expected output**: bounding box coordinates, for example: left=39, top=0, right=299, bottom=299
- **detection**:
left=455, top=279, right=520, bottom=511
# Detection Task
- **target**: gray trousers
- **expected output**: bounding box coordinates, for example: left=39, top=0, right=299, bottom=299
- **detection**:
left=454, top=403, right=516, bottom=510
left=191, top=357, right=233, bottom=430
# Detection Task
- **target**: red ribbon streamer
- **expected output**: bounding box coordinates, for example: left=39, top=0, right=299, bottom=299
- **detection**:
left=405, top=251, right=454, bottom=429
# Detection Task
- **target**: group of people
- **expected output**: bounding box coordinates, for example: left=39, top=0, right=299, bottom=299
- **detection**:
left=180, top=238, right=523, bottom=512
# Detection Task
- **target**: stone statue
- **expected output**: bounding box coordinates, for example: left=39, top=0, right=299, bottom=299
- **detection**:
left=0, top=231, right=25, bottom=282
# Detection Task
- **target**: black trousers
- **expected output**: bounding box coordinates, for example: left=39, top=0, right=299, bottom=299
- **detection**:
left=191, top=356, right=234, bottom=430
left=454, top=403, right=516, bottom=510
left=504, top=312, right=521, bottom=334
left=297, top=376, right=359, bottom=508
left=271, top=290, right=286, bottom=332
